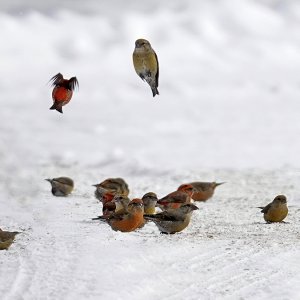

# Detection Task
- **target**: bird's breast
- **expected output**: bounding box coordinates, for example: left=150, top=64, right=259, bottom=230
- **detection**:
left=52, top=87, right=73, bottom=102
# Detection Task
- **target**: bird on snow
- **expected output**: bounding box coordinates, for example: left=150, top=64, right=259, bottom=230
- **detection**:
left=45, top=176, right=74, bottom=196
left=93, top=199, right=145, bottom=232
left=0, top=228, right=20, bottom=250
left=142, top=192, right=158, bottom=215
left=178, top=181, right=225, bottom=202
left=157, top=184, right=194, bottom=211
left=92, top=177, right=129, bottom=202
left=257, top=195, right=288, bottom=223
left=144, top=203, right=199, bottom=234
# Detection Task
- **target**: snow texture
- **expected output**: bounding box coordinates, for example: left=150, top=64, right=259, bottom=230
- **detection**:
left=1, top=0, right=300, bottom=299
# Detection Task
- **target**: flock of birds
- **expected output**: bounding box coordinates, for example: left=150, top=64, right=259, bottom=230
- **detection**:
left=0, top=176, right=288, bottom=250
left=50, top=176, right=223, bottom=234
left=0, top=39, right=289, bottom=250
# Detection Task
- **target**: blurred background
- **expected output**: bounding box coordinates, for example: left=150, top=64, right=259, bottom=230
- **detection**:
left=0, top=0, right=300, bottom=177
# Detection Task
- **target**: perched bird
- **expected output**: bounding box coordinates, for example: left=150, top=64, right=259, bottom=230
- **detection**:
left=258, top=195, right=288, bottom=223
left=0, top=229, right=20, bottom=250
left=45, top=177, right=74, bottom=196
left=144, top=203, right=199, bottom=234
left=93, top=199, right=144, bottom=232
left=93, top=177, right=129, bottom=201
left=142, top=192, right=158, bottom=214
left=49, top=73, right=78, bottom=113
left=157, top=184, right=194, bottom=210
left=179, top=181, right=225, bottom=202
left=133, top=39, right=159, bottom=97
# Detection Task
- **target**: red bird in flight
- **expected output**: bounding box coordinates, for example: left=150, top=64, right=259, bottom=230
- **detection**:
left=49, top=73, right=78, bottom=113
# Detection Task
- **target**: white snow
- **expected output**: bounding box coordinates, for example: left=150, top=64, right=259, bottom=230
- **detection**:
left=1, top=0, right=300, bottom=299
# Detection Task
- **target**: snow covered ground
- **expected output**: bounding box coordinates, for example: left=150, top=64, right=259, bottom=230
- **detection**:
left=1, top=0, right=300, bottom=299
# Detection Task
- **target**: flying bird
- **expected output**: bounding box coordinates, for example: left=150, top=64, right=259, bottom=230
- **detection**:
left=49, top=73, right=78, bottom=113
left=133, top=39, right=159, bottom=97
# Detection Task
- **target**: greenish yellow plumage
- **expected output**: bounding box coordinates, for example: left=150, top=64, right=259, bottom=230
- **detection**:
left=0, top=229, right=19, bottom=250
left=259, top=195, right=288, bottom=223
left=133, top=39, right=159, bottom=97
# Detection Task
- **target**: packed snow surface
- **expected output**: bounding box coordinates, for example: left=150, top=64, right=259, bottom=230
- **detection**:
left=1, top=0, right=300, bottom=299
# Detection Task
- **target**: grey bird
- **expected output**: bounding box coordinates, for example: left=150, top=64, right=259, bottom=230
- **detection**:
left=144, top=203, right=199, bottom=234
left=45, top=177, right=74, bottom=196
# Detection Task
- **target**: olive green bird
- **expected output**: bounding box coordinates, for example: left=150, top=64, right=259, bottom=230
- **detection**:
left=257, top=195, right=288, bottom=223
left=133, top=39, right=159, bottom=97
left=0, top=229, right=20, bottom=250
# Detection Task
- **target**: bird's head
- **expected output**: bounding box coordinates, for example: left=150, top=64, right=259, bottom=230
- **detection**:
left=128, top=198, right=144, bottom=212
left=135, top=39, right=151, bottom=49
left=273, top=195, right=287, bottom=204
left=142, top=192, right=158, bottom=205
left=179, top=203, right=199, bottom=214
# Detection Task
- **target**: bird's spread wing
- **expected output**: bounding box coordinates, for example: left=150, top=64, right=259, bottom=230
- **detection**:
left=50, top=73, right=63, bottom=86
left=69, top=77, right=79, bottom=91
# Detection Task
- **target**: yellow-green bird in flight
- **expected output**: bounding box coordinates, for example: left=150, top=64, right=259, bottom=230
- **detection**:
left=133, top=39, right=159, bottom=97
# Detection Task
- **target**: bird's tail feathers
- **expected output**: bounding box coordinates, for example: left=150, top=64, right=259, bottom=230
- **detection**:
left=215, top=182, right=226, bottom=187
left=49, top=102, right=63, bottom=113
left=152, top=86, right=159, bottom=97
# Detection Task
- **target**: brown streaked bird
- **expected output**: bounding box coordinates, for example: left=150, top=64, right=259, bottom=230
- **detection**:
left=157, top=184, right=194, bottom=210
left=144, top=203, right=199, bottom=234
left=93, top=177, right=129, bottom=201
left=133, top=38, right=159, bottom=97
left=49, top=73, right=78, bottom=113
left=142, top=192, right=158, bottom=214
left=258, top=195, right=288, bottom=223
left=45, top=177, right=74, bottom=197
left=179, top=181, right=225, bottom=202
left=93, top=199, right=144, bottom=232
left=0, top=229, right=20, bottom=250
